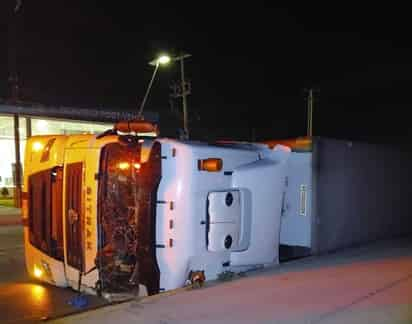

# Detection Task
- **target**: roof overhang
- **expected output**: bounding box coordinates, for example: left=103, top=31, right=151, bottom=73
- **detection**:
left=0, top=102, right=158, bottom=123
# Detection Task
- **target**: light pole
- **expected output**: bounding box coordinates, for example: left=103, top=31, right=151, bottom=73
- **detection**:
left=137, top=54, right=171, bottom=119
left=143, top=52, right=192, bottom=139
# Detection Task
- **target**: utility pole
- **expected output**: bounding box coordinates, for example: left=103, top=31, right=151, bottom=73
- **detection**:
left=180, top=57, right=189, bottom=139
left=8, top=0, right=22, bottom=101
left=305, top=88, right=319, bottom=137
left=307, top=89, right=313, bottom=137
left=170, top=53, right=191, bottom=140
left=9, top=1, right=23, bottom=208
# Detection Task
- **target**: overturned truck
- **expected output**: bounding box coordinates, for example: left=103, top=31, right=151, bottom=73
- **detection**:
left=22, top=121, right=412, bottom=298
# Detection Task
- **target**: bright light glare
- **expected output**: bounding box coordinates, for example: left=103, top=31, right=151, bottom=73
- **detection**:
left=133, top=163, right=141, bottom=170
left=36, top=119, right=48, bottom=129
left=118, top=162, right=130, bottom=170
left=32, top=141, right=44, bottom=152
left=157, top=55, right=171, bottom=65
left=33, top=265, right=43, bottom=278
left=31, top=284, right=45, bottom=301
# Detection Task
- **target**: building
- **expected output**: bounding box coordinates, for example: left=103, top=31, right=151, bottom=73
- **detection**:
left=0, top=101, right=157, bottom=206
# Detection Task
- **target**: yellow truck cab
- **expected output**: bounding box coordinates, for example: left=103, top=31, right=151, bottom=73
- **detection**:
left=23, top=121, right=161, bottom=297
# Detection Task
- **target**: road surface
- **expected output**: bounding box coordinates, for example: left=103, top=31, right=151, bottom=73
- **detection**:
left=0, top=225, right=109, bottom=324
left=2, top=205, right=412, bottom=323
left=51, top=237, right=412, bottom=324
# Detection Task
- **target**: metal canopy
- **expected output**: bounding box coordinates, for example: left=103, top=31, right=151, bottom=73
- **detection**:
left=0, top=103, right=158, bottom=123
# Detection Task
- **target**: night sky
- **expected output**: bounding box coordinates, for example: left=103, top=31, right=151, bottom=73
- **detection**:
left=1, top=1, right=412, bottom=142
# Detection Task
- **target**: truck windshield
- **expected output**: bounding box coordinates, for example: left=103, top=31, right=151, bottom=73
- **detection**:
left=97, top=140, right=161, bottom=295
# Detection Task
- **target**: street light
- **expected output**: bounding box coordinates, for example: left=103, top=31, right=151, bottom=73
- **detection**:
left=137, top=54, right=171, bottom=118
left=156, top=55, right=171, bottom=65
left=140, top=53, right=192, bottom=139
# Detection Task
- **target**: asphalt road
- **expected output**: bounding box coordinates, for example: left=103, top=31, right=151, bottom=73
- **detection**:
left=2, top=207, right=412, bottom=323
left=52, top=237, right=412, bottom=324
left=0, top=226, right=108, bottom=324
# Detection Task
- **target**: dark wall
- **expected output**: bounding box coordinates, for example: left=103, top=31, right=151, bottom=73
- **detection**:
left=312, top=137, right=412, bottom=254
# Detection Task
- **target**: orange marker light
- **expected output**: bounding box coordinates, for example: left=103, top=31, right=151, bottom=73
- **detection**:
left=33, top=265, right=43, bottom=278
left=118, top=162, right=130, bottom=170
left=198, top=158, right=223, bottom=172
